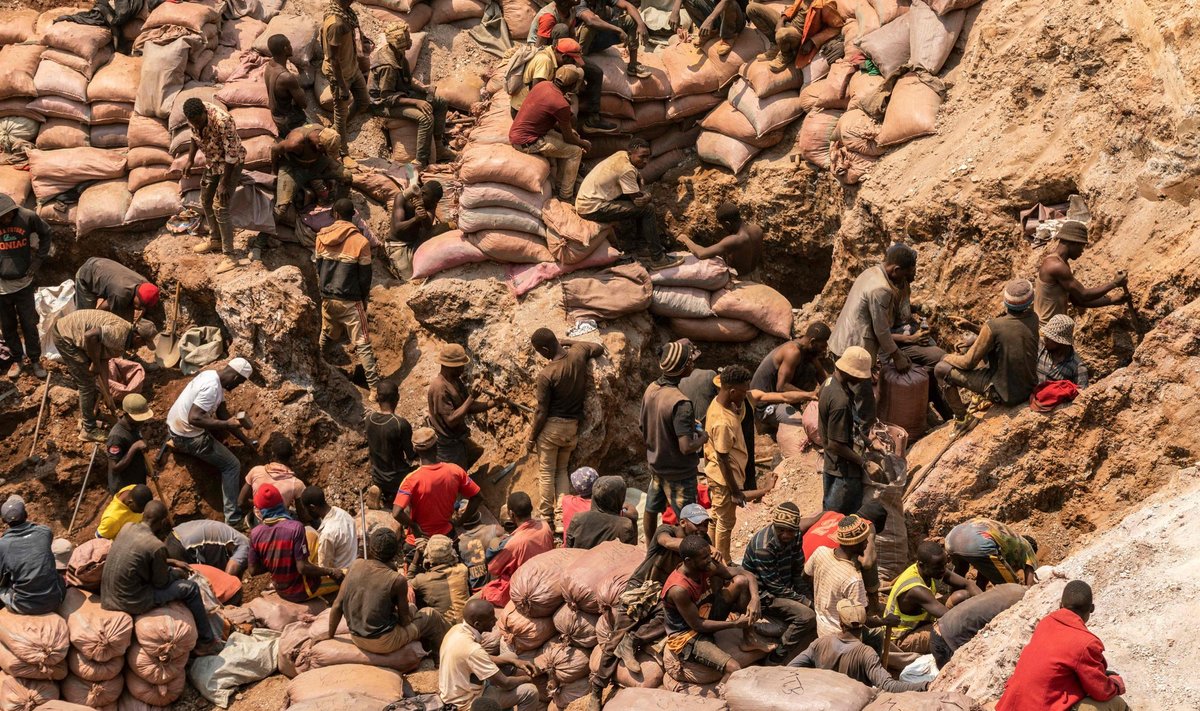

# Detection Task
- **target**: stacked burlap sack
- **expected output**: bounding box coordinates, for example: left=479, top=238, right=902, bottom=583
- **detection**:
left=120, top=603, right=199, bottom=708
left=275, top=607, right=426, bottom=679
left=53, top=589, right=134, bottom=711
left=284, top=664, right=406, bottom=711
left=650, top=256, right=794, bottom=342
left=0, top=608, right=69, bottom=710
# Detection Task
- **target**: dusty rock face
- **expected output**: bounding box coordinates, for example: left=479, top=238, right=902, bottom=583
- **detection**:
left=213, top=265, right=319, bottom=389
left=904, top=296, right=1200, bottom=564
left=932, top=465, right=1200, bottom=709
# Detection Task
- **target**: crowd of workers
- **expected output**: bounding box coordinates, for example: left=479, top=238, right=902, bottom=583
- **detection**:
left=0, top=0, right=1140, bottom=707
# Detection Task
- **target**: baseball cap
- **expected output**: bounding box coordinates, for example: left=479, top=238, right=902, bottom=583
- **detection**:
left=555, top=38, right=583, bottom=65
left=679, top=503, right=710, bottom=525
left=135, top=283, right=160, bottom=308
left=228, top=357, right=253, bottom=379
left=51, top=538, right=73, bottom=571
left=122, top=393, right=154, bottom=422
left=0, top=194, right=17, bottom=218
left=837, top=599, right=867, bottom=629
left=253, top=483, right=283, bottom=510
left=1, top=496, right=26, bottom=524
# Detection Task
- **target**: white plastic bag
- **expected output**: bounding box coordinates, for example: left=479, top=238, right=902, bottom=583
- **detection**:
left=35, top=279, right=75, bottom=362
left=187, top=629, right=280, bottom=707
left=899, top=653, right=939, bottom=683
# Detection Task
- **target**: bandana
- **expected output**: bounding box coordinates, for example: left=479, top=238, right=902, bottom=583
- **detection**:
left=570, top=467, right=599, bottom=497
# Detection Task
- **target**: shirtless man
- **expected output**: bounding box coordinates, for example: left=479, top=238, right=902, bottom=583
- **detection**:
left=1034, top=221, right=1128, bottom=327
left=386, top=181, right=445, bottom=281
left=749, top=321, right=829, bottom=427
left=271, top=125, right=350, bottom=227
left=679, top=202, right=764, bottom=278
left=264, top=35, right=308, bottom=136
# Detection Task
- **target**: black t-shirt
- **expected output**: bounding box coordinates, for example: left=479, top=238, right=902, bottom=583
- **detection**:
left=106, top=419, right=148, bottom=493
left=75, top=257, right=145, bottom=322
left=626, top=524, right=683, bottom=590
left=365, top=412, right=414, bottom=493
left=818, top=376, right=858, bottom=477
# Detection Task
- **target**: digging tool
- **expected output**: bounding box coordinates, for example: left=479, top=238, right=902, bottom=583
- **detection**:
left=905, top=416, right=982, bottom=500
left=475, top=385, right=534, bottom=415
left=881, top=625, right=893, bottom=670
left=26, top=371, right=52, bottom=463
left=68, top=444, right=100, bottom=535
left=488, top=459, right=522, bottom=486
left=155, top=440, right=172, bottom=468
left=359, top=486, right=369, bottom=559
left=155, top=282, right=184, bottom=368
left=143, top=449, right=174, bottom=525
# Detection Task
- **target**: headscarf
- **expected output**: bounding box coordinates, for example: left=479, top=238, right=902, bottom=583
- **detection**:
left=327, top=0, right=359, bottom=30
left=384, top=21, right=411, bottom=50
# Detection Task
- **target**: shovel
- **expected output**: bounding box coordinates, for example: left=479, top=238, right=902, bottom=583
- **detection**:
left=155, top=282, right=184, bottom=368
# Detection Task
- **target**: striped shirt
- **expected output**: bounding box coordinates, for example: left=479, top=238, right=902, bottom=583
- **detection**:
left=804, top=546, right=867, bottom=638
left=1036, top=346, right=1089, bottom=388
left=741, top=523, right=807, bottom=605
left=249, top=517, right=314, bottom=602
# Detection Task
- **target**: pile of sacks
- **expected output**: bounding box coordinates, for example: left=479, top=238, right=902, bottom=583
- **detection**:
left=356, top=0, right=488, bottom=37
left=271, top=599, right=428, bottom=679
left=650, top=256, right=795, bottom=342
left=0, top=589, right=199, bottom=710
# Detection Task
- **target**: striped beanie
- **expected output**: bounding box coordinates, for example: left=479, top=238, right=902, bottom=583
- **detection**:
left=1003, top=278, right=1035, bottom=312
left=659, top=340, right=695, bottom=376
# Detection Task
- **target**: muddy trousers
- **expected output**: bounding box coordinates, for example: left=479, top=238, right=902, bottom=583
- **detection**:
left=745, top=2, right=805, bottom=52
left=536, top=417, right=579, bottom=528
left=764, top=596, right=816, bottom=657
left=200, top=164, right=242, bottom=258
left=478, top=682, right=541, bottom=711
left=377, top=95, right=450, bottom=165
left=591, top=603, right=666, bottom=691
left=171, top=431, right=244, bottom=528
left=319, top=297, right=379, bottom=391
left=580, top=197, right=667, bottom=260
left=0, top=285, right=39, bottom=363
left=329, top=70, right=370, bottom=150
left=682, top=0, right=746, bottom=39
left=53, top=334, right=98, bottom=430
left=514, top=131, right=583, bottom=200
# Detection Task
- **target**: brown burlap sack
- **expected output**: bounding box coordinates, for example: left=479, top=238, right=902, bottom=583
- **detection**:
left=124, top=668, right=184, bottom=707
left=535, top=641, right=590, bottom=687
left=669, top=316, right=760, bottom=343
left=497, top=602, right=557, bottom=653
left=66, top=647, right=123, bottom=683
left=245, top=591, right=326, bottom=632
left=131, top=604, right=197, bottom=662
left=0, top=642, right=66, bottom=681
left=875, top=71, right=944, bottom=147
left=285, top=665, right=405, bottom=707
left=510, top=547, right=585, bottom=619
left=459, top=143, right=550, bottom=193
left=710, top=282, right=794, bottom=339
left=0, top=672, right=59, bottom=711
left=0, top=610, right=69, bottom=673
left=295, top=638, right=425, bottom=676
left=722, top=666, right=875, bottom=711
left=125, top=642, right=186, bottom=684
left=553, top=605, right=599, bottom=649
left=61, top=672, right=123, bottom=708
left=560, top=541, right=642, bottom=615
left=696, top=131, right=768, bottom=174
left=467, top=230, right=553, bottom=265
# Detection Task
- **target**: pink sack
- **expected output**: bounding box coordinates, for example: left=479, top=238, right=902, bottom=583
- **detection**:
left=710, top=282, right=794, bottom=339
left=87, top=122, right=126, bottom=149
left=739, top=59, right=805, bottom=99
left=0, top=673, right=59, bottom=711
left=727, top=79, right=806, bottom=137
left=699, top=104, right=786, bottom=149
left=607, top=688, right=728, bottom=710
left=553, top=606, right=599, bottom=649
left=296, top=638, right=425, bottom=675
left=797, top=109, right=844, bottom=170
left=509, top=548, right=585, bottom=618
left=696, top=131, right=769, bottom=174
left=0, top=643, right=66, bottom=681
left=132, top=604, right=197, bottom=662
left=410, top=230, right=487, bottom=279
left=61, top=673, right=124, bottom=708
left=460, top=143, right=551, bottom=194
left=65, top=539, right=111, bottom=592
left=535, top=641, right=590, bottom=687
left=124, top=668, right=185, bottom=707
left=669, top=317, right=760, bottom=343
left=246, top=591, right=326, bottom=632
left=561, top=541, right=642, bottom=614
left=285, top=664, right=406, bottom=707
left=67, top=647, right=123, bottom=682
left=0, top=610, right=69, bottom=673
left=126, top=642, right=187, bottom=684
left=497, top=602, right=556, bottom=653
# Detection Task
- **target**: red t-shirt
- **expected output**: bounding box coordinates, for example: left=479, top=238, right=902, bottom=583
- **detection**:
left=801, top=510, right=845, bottom=560
left=560, top=495, right=590, bottom=544
left=393, top=463, right=480, bottom=544
left=508, top=81, right=571, bottom=147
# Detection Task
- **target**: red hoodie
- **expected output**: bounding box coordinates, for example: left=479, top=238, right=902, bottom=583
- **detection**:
left=997, top=608, right=1126, bottom=711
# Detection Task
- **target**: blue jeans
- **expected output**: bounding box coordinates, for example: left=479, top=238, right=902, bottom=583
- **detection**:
left=822, top=471, right=864, bottom=515
left=172, top=431, right=243, bottom=526
left=152, top=578, right=215, bottom=644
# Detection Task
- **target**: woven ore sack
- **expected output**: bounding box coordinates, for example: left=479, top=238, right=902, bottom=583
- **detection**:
left=664, top=628, right=767, bottom=686
left=67, top=647, right=122, bottom=682
left=878, top=362, right=929, bottom=438
left=76, top=180, right=133, bottom=236
left=127, top=116, right=170, bottom=150
left=468, top=230, right=554, bottom=264
left=0, top=166, right=31, bottom=207
left=410, top=230, right=487, bottom=279
left=0, top=45, right=45, bottom=100
left=0, top=610, right=69, bottom=673
left=285, top=664, right=405, bottom=707
left=543, top=199, right=609, bottom=259
left=125, top=183, right=183, bottom=224
left=127, top=642, right=187, bottom=684
left=436, top=70, right=484, bottom=112
left=91, top=101, right=133, bottom=125
left=696, top=131, right=764, bottom=175
left=133, top=604, right=197, bottom=662
left=650, top=254, right=731, bottom=289
left=909, top=1, right=965, bottom=74
left=252, top=16, right=320, bottom=65
left=297, top=638, right=425, bottom=674
left=497, top=603, right=556, bottom=653
left=739, top=59, right=804, bottom=99
left=458, top=206, right=544, bottom=236
left=722, top=666, right=875, bottom=711
left=61, top=673, right=123, bottom=707
left=836, top=108, right=886, bottom=157
left=553, top=606, right=599, bottom=649
left=0, top=643, right=66, bottom=681
left=699, top=104, right=784, bottom=149
left=536, top=641, right=590, bottom=686
left=651, top=286, right=715, bottom=319
left=864, top=691, right=975, bottom=710
left=41, top=22, right=110, bottom=58
left=590, top=48, right=671, bottom=101
left=460, top=143, right=550, bottom=193
left=246, top=591, right=326, bottom=632
left=797, top=60, right=856, bottom=111
left=0, top=673, right=58, bottom=711
left=24, top=702, right=96, bottom=711
left=459, top=181, right=550, bottom=218
left=34, top=61, right=88, bottom=103
left=509, top=547, right=585, bottom=618
left=876, top=71, right=944, bottom=147
left=588, top=645, right=664, bottom=689
left=666, top=93, right=722, bottom=121
left=560, top=540, right=642, bottom=614
left=830, top=142, right=879, bottom=185
left=670, top=316, right=759, bottom=342
left=65, top=539, right=111, bottom=592
left=797, top=109, right=843, bottom=169
left=607, top=688, right=728, bottom=710
left=847, top=72, right=885, bottom=108
left=89, top=123, right=128, bottom=149
left=663, top=32, right=765, bottom=97
left=430, top=0, right=487, bottom=24
left=855, top=14, right=910, bottom=79
left=144, top=1, right=218, bottom=33
left=88, top=55, right=141, bottom=105
left=36, top=120, right=88, bottom=151
left=727, top=79, right=805, bottom=137
left=0, top=9, right=37, bottom=45
left=710, top=282, right=793, bottom=339
left=134, top=37, right=190, bottom=119
left=124, top=668, right=185, bottom=707
left=561, top=263, right=652, bottom=323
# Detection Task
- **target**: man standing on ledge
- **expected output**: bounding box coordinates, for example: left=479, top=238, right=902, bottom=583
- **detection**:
left=427, top=344, right=496, bottom=471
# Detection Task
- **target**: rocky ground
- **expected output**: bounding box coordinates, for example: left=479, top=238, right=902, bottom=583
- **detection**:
left=1, top=0, right=1198, bottom=707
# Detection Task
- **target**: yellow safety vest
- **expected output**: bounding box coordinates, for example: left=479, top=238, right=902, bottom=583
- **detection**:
left=884, top=563, right=939, bottom=637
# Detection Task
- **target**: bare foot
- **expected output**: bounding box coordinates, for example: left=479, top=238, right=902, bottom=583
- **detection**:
left=740, top=632, right=777, bottom=655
